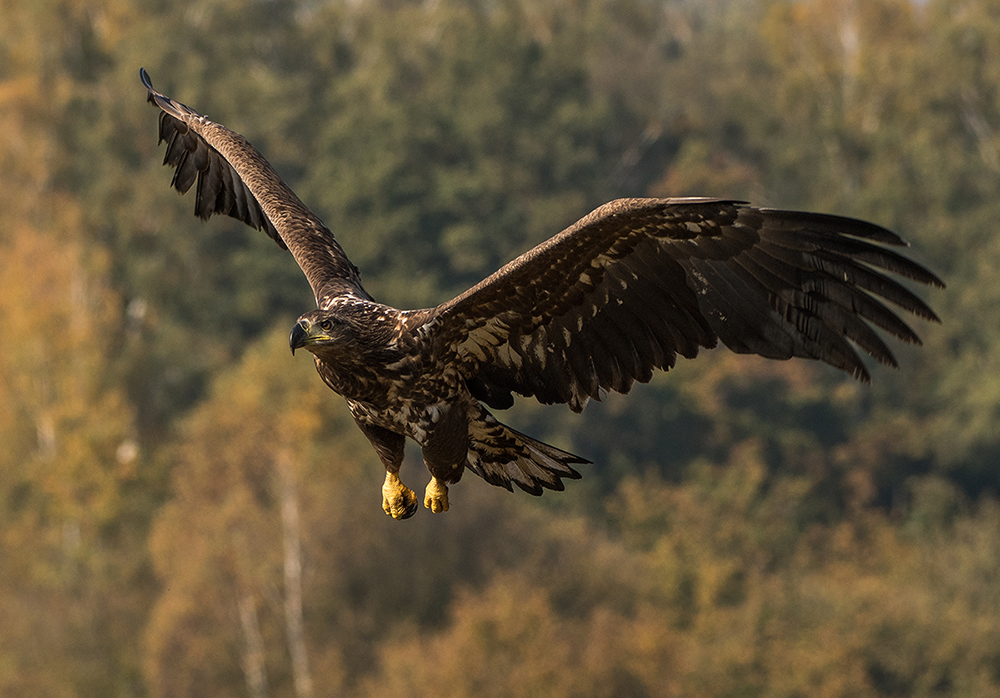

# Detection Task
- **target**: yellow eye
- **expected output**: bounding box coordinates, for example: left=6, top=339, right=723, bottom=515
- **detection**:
left=319, top=320, right=333, bottom=332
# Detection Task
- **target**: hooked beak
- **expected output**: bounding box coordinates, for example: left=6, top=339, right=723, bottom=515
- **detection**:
left=289, top=321, right=309, bottom=355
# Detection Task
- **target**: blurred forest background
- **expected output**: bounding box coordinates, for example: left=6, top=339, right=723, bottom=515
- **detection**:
left=2, top=0, right=999, bottom=695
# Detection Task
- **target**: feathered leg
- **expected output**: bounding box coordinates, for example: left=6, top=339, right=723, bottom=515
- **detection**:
left=419, top=398, right=471, bottom=513
left=352, top=414, right=417, bottom=520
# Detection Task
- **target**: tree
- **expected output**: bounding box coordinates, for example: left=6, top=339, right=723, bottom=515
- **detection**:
left=296, top=0, right=629, bottom=308
left=0, top=202, right=144, bottom=695
left=145, top=326, right=349, bottom=697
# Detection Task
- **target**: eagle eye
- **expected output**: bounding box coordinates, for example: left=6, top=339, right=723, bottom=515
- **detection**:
left=319, top=319, right=333, bottom=332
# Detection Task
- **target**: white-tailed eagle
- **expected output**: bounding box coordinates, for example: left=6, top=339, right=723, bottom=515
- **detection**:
left=141, top=68, right=944, bottom=519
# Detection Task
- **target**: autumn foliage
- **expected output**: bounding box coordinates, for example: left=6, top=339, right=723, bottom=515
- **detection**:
left=1, top=0, right=997, bottom=696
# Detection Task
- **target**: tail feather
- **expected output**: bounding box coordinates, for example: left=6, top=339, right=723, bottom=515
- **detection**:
left=465, top=408, right=587, bottom=495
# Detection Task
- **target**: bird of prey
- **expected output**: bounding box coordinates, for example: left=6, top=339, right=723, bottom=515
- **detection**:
left=141, top=68, right=943, bottom=520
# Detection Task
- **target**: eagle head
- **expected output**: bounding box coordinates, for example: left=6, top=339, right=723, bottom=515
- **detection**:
left=288, top=302, right=401, bottom=365
left=289, top=309, right=353, bottom=356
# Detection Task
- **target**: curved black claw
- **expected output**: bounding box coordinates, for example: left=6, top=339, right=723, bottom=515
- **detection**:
left=399, top=498, right=418, bottom=520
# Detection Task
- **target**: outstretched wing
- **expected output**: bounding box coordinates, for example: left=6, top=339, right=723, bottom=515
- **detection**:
left=432, top=198, right=944, bottom=412
left=140, top=68, right=369, bottom=307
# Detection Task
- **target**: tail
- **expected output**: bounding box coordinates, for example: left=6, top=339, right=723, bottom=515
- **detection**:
left=465, top=407, right=587, bottom=495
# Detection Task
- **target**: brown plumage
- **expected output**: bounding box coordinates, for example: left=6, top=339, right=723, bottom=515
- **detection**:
left=141, top=68, right=944, bottom=519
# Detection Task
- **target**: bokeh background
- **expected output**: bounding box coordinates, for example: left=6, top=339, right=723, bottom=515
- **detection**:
left=2, top=0, right=998, bottom=695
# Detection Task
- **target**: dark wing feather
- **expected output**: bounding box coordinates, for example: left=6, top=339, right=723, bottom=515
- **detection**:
left=432, top=198, right=944, bottom=412
left=140, top=68, right=369, bottom=307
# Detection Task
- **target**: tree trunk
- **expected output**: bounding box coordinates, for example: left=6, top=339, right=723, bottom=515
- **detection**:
left=237, top=592, right=268, bottom=698
left=278, top=450, right=313, bottom=698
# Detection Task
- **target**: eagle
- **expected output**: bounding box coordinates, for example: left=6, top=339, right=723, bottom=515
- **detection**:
left=141, top=68, right=943, bottom=520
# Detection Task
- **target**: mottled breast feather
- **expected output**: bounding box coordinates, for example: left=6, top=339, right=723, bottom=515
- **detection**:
left=431, top=198, right=944, bottom=412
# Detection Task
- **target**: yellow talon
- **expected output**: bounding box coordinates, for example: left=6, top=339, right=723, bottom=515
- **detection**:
left=382, top=472, right=418, bottom=520
left=424, top=477, right=450, bottom=513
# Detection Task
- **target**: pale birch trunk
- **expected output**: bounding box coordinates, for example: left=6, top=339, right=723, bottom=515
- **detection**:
left=238, top=592, right=268, bottom=698
left=278, top=450, right=314, bottom=698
